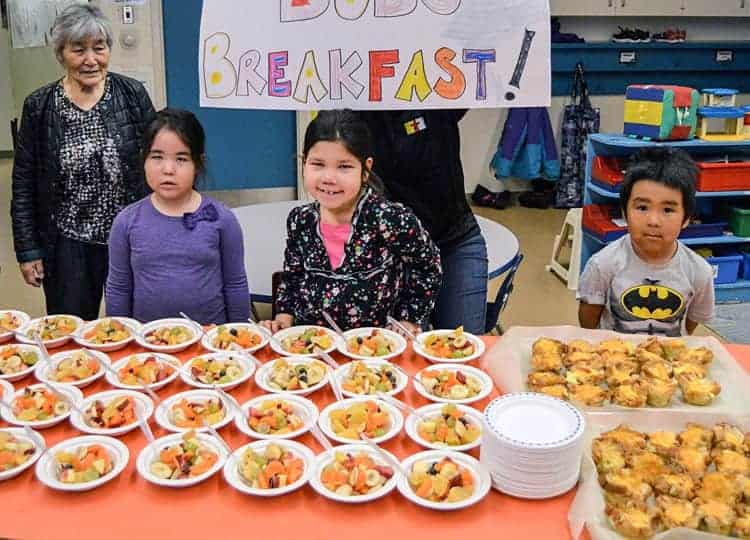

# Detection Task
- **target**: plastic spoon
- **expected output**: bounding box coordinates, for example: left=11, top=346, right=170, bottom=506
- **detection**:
left=314, top=348, right=343, bottom=401
left=247, top=318, right=285, bottom=351
left=96, top=354, right=162, bottom=406
left=201, top=417, right=233, bottom=456
left=309, top=422, right=335, bottom=453
left=31, top=336, right=86, bottom=418
left=375, top=392, right=429, bottom=422
left=386, top=316, right=419, bottom=345
left=135, top=408, right=155, bottom=444
left=358, top=433, right=408, bottom=479
left=212, top=386, right=248, bottom=425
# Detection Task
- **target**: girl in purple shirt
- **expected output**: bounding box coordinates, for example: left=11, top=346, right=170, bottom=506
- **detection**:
left=105, top=109, right=249, bottom=324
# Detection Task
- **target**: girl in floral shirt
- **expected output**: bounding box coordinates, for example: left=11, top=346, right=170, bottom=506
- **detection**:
left=261, top=110, right=442, bottom=333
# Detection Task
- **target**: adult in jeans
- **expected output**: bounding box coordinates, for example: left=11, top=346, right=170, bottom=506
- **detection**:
left=11, top=4, right=155, bottom=319
left=357, top=110, right=489, bottom=334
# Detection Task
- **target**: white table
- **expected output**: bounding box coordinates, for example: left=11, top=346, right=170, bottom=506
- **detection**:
left=233, top=200, right=519, bottom=303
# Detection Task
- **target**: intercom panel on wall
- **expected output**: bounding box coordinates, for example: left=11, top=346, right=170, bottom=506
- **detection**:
left=92, top=0, right=166, bottom=109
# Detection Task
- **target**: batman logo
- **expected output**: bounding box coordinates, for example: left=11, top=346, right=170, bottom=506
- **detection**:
left=620, top=285, right=684, bottom=320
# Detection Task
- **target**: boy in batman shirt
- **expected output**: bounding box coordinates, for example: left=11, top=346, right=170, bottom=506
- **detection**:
left=577, top=148, right=714, bottom=336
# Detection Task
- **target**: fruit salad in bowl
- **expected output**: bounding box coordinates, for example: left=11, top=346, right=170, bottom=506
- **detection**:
left=74, top=318, right=137, bottom=351
left=255, top=357, right=329, bottom=396
left=155, top=390, right=234, bottom=433
left=413, top=364, right=493, bottom=405
left=180, top=352, right=254, bottom=390
left=35, top=349, right=110, bottom=388
left=335, top=360, right=407, bottom=397
left=270, top=325, right=340, bottom=357
left=0, top=310, right=29, bottom=343
left=415, top=326, right=484, bottom=363
left=339, top=327, right=406, bottom=361
left=137, top=431, right=227, bottom=487
left=405, top=403, right=483, bottom=451
left=201, top=323, right=267, bottom=353
left=107, top=353, right=181, bottom=391
left=318, top=398, right=403, bottom=445
left=0, top=428, right=44, bottom=481
left=235, top=394, right=318, bottom=440
left=0, top=344, right=40, bottom=381
left=16, top=315, right=83, bottom=348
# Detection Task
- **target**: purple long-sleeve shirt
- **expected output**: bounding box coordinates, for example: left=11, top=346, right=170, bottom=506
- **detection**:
left=105, top=195, right=250, bottom=324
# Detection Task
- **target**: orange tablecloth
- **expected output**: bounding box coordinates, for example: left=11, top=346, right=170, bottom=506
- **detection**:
left=3, top=338, right=750, bottom=540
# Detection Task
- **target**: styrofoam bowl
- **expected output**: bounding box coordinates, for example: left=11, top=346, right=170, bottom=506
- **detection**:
left=179, top=352, right=255, bottom=391
left=223, top=439, right=315, bottom=496
left=254, top=356, right=329, bottom=396
left=337, top=327, right=407, bottom=361
left=154, top=389, right=235, bottom=433
left=34, top=349, right=110, bottom=388
left=318, top=397, right=403, bottom=446
left=136, top=432, right=228, bottom=488
left=235, top=393, right=319, bottom=440
left=73, top=317, right=141, bottom=352
left=134, top=318, right=203, bottom=353
left=309, top=443, right=400, bottom=503
left=414, top=329, right=485, bottom=364
left=397, top=450, right=491, bottom=511
left=0, top=427, right=45, bottom=481
left=269, top=325, right=342, bottom=357
left=1, top=383, right=83, bottom=429
left=0, top=310, right=30, bottom=344
left=404, top=403, right=483, bottom=452
left=413, top=364, right=494, bottom=405
left=200, top=323, right=269, bottom=354
left=333, top=359, right=408, bottom=399
left=70, top=389, right=155, bottom=437
left=105, top=352, right=182, bottom=392
left=35, top=435, right=129, bottom=492
left=0, top=343, right=42, bottom=382
left=16, top=315, right=84, bottom=349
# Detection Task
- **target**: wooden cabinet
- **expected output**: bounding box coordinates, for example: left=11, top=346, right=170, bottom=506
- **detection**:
left=679, top=0, right=747, bottom=16
left=550, top=0, right=614, bottom=16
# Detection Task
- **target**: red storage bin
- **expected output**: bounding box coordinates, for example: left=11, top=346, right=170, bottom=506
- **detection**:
left=583, top=204, right=626, bottom=242
left=591, top=156, right=626, bottom=188
left=696, top=160, right=750, bottom=192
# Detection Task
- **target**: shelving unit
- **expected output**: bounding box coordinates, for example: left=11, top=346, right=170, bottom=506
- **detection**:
left=582, top=133, right=750, bottom=303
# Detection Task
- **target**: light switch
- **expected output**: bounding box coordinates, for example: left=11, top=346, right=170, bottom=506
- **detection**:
left=122, top=6, right=134, bottom=24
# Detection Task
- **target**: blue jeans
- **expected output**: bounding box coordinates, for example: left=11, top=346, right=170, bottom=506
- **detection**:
left=431, top=229, right=488, bottom=334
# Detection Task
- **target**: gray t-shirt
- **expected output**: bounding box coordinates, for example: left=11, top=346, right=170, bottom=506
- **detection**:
left=577, top=235, right=715, bottom=336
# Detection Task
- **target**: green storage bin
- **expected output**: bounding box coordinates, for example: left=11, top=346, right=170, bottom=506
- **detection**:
left=729, top=206, right=750, bottom=238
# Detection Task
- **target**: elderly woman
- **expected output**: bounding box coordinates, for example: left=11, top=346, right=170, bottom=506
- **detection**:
left=11, top=4, right=155, bottom=319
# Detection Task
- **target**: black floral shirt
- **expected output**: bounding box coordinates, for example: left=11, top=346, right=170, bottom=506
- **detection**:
left=276, top=188, right=442, bottom=330
left=55, top=78, right=125, bottom=244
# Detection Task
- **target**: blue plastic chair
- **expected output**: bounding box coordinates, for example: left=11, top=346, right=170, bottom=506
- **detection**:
left=485, top=253, right=524, bottom=335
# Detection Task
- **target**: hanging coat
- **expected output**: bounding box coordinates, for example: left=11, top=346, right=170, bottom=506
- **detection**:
left=490, top=107, right=560, bottom=181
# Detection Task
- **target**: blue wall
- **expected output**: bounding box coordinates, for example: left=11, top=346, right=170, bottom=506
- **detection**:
left=162, top=0, right=297, bottom=190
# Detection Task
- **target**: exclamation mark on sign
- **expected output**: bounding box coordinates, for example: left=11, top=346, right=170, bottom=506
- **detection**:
left=505, top=28, right=536, bottom=102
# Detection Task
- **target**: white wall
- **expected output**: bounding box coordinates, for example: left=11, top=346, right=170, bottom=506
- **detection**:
left=464, top=16, right=750, bottom=194
left=0, top=28, right=14, bottom=152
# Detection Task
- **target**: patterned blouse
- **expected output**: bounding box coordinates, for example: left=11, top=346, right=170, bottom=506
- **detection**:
left=276, top=188, right=442, bottom=330
left=55, top=78, right=125, bottom=244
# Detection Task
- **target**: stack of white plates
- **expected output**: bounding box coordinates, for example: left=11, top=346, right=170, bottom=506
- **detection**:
left=480, top=392, right=585, bottom=499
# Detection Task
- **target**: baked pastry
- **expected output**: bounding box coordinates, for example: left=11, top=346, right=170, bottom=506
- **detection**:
left=605, top=360, right=639, bottom=387
left=567, top=339, right=594, bottom=354
left=565, top=364, right=605, bottom=386
left=656, top=495, right=700, bottom=529
left=672, top=446, right=710, bottom=479
left=646, top=431, right=678, bottom=456
left=734, top=515, right=750, bottom=540
left=568, top=383, right=608, bottom=407
left=695, top=471, right=742, bottom=504
left=677, top=346, right=714, bottom=366
left=628, top=451, right=668, bottom=485
left=564, top=351, right=603, bottom=369
left=679, top=423, right=714, bottom=449
left=653, top=473, right=695, bottom=499
left=532, top=337, right=565, bottom=357
left=672, top=361, right=708, bottom=383
left=636, top=349, right=666, bottom=367
left=742, top=475, right=750, bottom=504
left=600, top=425, right=647, bottom=453
left=712, top=423, right=747, bottom=452
left=661, top=339, right=688, bottom=360
left=527, top=370, right=565, bottom=389
left=598, top=338, right=635, bottom=356
left=605, top=503, right=659, bottom=539
left=640, top=359, right=672, bottom=381
left=680, top=378, right=721, bottom=406
left=611, top=379, right=648, bottom=408
left=637, top=337, right=664, bottom=357
left=694, top=498, right=737, bottom=536
left=592, top=438, right=627, bottom=475
left=601, top=468, right=653, bottom=504
left=643, top=377, right=678, bottom=408
left=711, top=449, right=750, bottom=476
left=531, top=352, right=563, bottom=372
left=536, top=384, right=568, bottom=400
